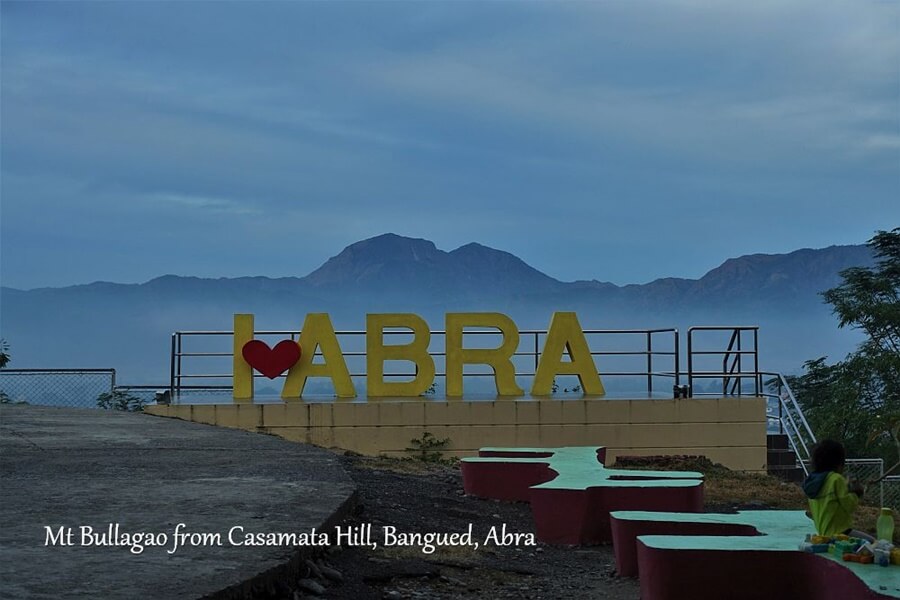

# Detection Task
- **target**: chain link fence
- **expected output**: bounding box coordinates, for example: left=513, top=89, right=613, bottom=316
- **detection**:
left=845, top=459, right=885, bottom=509
left=0, top=372, right=234, bottom=410
left=0, top=369, right=115, bottom=408
left=802, top=458, right=889, bottom=509
left=884, top=476, right=900, bottom=511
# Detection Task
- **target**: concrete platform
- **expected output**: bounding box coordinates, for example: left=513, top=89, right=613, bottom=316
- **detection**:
left=0, top=405, right=357, bottom=600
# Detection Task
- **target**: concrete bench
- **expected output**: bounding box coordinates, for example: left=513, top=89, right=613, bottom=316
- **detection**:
left=461, top=446, right=704, bottom=545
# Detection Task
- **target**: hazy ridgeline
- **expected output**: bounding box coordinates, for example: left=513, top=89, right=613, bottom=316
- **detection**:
left=0, top=235, right=872, bottom=386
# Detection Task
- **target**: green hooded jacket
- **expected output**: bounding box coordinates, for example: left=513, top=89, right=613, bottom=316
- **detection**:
left=803, top=471, right=859, bottom=536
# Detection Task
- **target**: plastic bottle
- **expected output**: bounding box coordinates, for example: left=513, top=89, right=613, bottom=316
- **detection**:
left=876, top=508, right=895, bottom=542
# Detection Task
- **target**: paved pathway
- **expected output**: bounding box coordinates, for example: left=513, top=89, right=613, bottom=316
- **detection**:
left=0, top=405, right=356, bottom=600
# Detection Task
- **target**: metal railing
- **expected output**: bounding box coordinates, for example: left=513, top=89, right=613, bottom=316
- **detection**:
left=169, top=327, right=681, bottom=400
left=687, top=326, right=759, bottom=396
left=0, top=368, right=116, bottom=408
left=760, top=371, right=817, bottom=475
left=8, top=332, right=894, bottom=502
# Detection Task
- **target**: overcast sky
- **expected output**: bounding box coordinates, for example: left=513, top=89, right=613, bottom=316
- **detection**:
left=1, top=1, right=897, bottom=290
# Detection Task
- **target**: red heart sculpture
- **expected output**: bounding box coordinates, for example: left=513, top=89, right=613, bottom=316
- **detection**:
left=241, top=340, right=302, bottom=379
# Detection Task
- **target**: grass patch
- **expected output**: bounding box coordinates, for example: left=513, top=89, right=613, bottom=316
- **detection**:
left=703, top=471, right=808, bottom=509
left=337, top=451, right=458, bottom=475
left=614, top=455, right=806, bottom=509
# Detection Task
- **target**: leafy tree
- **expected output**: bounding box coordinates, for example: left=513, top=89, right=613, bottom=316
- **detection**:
left=789, top=228, right=900, bottom=462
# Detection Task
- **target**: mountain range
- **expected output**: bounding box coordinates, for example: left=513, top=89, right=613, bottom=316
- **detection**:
left=0, top=233, right=874, bottom=384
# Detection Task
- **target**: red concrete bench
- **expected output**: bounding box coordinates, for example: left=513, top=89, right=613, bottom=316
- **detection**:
left=461, top=446, right=704, bottom=545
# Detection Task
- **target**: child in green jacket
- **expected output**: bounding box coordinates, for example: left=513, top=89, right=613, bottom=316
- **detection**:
left=803, top=439, right=873, bottom=540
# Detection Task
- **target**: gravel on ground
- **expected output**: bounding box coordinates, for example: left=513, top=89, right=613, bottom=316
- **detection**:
left=278, top=454, right=641, bottom=600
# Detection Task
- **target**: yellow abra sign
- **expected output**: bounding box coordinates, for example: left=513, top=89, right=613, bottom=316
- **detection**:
left=233, top=312, right=606, bottom=400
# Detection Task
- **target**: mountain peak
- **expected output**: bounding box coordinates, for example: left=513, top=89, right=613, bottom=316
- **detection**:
left=301, top=234, right=561, bottom=294
left=344, top=233, right=438, bottom=256
left=453, top=242, right=490, bottom=252
left=302, top=233, right=445, bottom=288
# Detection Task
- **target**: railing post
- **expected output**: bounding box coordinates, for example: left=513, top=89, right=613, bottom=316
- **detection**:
left=687, top=329, right=693, bottom=396
left=169, top=333, right=177, bottom=399
left=646, top=332, right=653, bottom=395
left=723, top=329, right=738, bottom=395
left=674, top=329, right=680, bottom=388
left=176, top=332, right=183, bottom=399
left=779, top=396, right=784, bottom=434
left=776, top=377, right=783, bottom=434
left=754, top=329, right=760, bottom=396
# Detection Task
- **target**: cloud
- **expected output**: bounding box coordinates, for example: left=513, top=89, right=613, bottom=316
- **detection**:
left=145, top=192, right=260, bottom=216
left=359, top=2, right=898, bottom=168
left=860, top=134, right=900, bottom=151
left=1, top=0, right=897, bottom=289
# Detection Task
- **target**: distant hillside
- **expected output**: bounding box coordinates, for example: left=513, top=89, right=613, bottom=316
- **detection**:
left=686, top=246, right=874, bottom=301
left=0, top=234, right=875, bottom=382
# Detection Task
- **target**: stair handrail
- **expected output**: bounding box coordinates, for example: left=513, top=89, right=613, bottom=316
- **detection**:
left=780, top=418, right=808, bottom=476
left=722, top=329, right=740, bottom=395
left=775, top=372, right=816, bottom=448
left=780, top=395, right=812, bottom=464
left=761, top=371, right=817, bottom=474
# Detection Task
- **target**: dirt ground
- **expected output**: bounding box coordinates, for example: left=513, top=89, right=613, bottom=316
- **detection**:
left=257, top=453, right=888, bottom=600
left=288, top=454, right=641, bottom=600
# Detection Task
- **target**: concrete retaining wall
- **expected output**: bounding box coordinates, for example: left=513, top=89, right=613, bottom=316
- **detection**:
left=147, top=397, right=767, bottom=472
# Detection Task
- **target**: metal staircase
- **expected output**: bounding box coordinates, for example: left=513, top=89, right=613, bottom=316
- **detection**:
left=760, top=372, right=817, bottom=480
left=685, top=326, right=816, bottom=480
